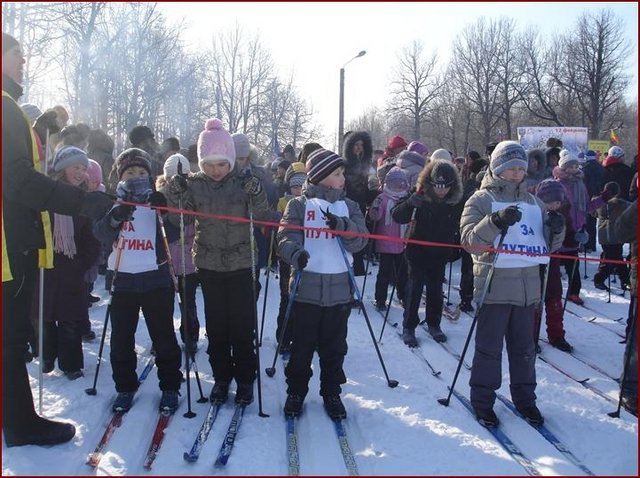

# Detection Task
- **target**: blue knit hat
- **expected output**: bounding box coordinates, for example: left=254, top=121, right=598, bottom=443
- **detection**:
left=490, top=141, right=528, bottom=176
left=52, top=145, right=89, bottom=172
left=536, top=179, right=566, bottom=203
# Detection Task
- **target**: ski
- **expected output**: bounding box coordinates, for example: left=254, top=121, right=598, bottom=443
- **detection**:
left=371, top=299, right=398, bottom=327
left=214, top=404, right=246, bottom=468
left=142, top=411, right=173, bottom=469
left=451, top=389, right=540, bottom=476
left=333, top=419, right=359, bottom=475
left=395, top=326, right=441, bottom=376
left=184, top=403, right=222, bottom=462
left=286, top=416, right=300, bottom=476
left=418, top=322, right=471, bottom=371
left=537, top=354, right=617, bottom=405
left=496, top=393, right=595, bottom=476
left=540, top=338, right=620, bottom=383
left=565, top=306, right=626, bottom=339
left=86, top=355, right=156, bottom=468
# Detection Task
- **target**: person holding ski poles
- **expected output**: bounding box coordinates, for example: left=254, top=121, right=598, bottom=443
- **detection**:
left=460, top=141, right=564, bottom=428
left=93, top=148, right=182, bottom=414
left=277, top=148, right=368, bottom=420
left=164, top=118, right=271, bottom=406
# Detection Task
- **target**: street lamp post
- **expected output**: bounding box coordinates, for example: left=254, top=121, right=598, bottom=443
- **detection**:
left=338, top=50, right=366, bottom=152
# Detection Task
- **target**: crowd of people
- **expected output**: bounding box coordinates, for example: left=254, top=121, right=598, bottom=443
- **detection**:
left=2, top=31, right=637, bottom=449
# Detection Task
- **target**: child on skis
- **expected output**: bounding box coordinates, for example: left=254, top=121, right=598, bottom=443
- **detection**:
left=39, top=146, right=101, bottom=379
left=93, top=148, right=182, bottom=413
left=164, top=118, right=272, bottom=406
left=460, top=141, right=565, bottom=428
left=534, top=179, right=575, bottom=352
left=392, top=159, right=464, bottom=346
left=368, top=166, right=409, bottom=311
left=156, top=153, right=200, bottom=356
left=275, top=162, right=307, bottom=353
left=277, top=148, right=368, bottom=419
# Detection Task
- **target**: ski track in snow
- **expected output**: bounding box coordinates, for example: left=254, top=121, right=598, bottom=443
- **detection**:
left=3, top=258, right=637, bottom=476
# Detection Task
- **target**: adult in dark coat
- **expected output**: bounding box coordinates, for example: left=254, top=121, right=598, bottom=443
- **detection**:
left=342, top=131, right=374, bottom=276
left=581, top=150, right=606, bottom=252
left=603, top=146, right=633, bottom=201
left=2, top=32, right=108, bottom=447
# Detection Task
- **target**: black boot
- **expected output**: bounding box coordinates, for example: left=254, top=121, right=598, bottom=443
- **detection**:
left=284, top=394, right=305, bottom=417
left=516, top=405, right=544, bottom=426
left=235, top=383, right=254, bottom=405
left=402, top=328, right=418, bottom=348
left=4, top=417, right=76, bottom=448
left=474, top=407, right=499, bottom=427
left=209, top=382, right=229, bottom=404
left=323, top=395, right=347, bottom=420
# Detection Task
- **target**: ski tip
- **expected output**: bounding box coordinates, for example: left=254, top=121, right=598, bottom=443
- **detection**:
left=183, top=451, right=198, bottom=462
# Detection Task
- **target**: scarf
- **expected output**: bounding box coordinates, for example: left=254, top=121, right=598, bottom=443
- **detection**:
left=53, top=213, right=76, bottom=259
left=553, top=166, right=586, bottom=217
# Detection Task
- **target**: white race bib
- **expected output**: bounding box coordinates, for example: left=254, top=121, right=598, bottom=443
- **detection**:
left=303, top=198, right=351, bottom=274
left=490, top=198, right=549, bottom=268
left=108, top=207, right=159, bottom=274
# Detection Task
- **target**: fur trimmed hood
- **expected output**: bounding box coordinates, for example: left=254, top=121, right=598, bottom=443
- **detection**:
left=416, top=159, right=463, bottom=205
left=342, top=131, right=373, bottom=165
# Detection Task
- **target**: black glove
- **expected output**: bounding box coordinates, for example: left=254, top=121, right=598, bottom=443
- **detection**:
left=168, top=174, right=189, bottom=194
left=81, top=191, right=115, bottom=220
left=491, top=205, right=522, bottom=230
left=324, top=210, right=346, bottom=231
left=296, top=250, right=310, bottom=270
left=242, top=173, right=263, bottom=196
left=110, top=204, right=136, bottom=223
left=148, top=191, right=167, bottom=210
left=574, top=230, right=589, bottom=245
left=407, top=191, right=424, bottom=208
left=546, top=210, right=565, bottom=235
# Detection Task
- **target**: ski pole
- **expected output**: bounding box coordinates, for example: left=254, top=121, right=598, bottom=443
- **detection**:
left=534, top=232, right=554, bottom=350
left=265, top=270, right=302, bottom=377
left=334, top=235, right=399, bottom=388
left=438, top=229, right=507, bottom=407
left=247, top=194, right=269, bottom=417
left=607, top=273, right=612, bottom=303
left=259, top=228, right=275, bottom=346
left=608, top=303, right=637, bottom=418
left=359, top=239, right=373, bottom=315
left=561, top=252, right=580, bottom=315
left=85, top=229, right=125, bottom=396
left=378, top=256, right=401, bottom=343
left=446, top=260, right=453, bottom=306
left=583, top=246, right=588, bottom=279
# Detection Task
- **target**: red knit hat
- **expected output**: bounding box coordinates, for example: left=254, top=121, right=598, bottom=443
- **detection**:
left=387, top=135, right=407, bottom=150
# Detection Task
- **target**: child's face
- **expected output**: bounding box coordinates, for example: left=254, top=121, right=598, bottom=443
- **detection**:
left=121, top=166, right=150, bottom=180
left=433, top=187, right=451, bottom=199
left=563, top=164, right=580, bottom=175
left=202, top=160, right=231, bottom=181
left=64, top=163, right=88, bottom=186
left=498, top=166, right=526, bottom=183
left=386, top=179, right=407, bottom=193
left=545, top=200, right=562, bottom=211
left=318, top=166, right=345, bottom=190
left=86, top=177, right=101, bottom=192
left=290, top=185, right=302, bottom=197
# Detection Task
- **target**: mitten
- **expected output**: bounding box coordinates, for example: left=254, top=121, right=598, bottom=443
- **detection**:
left=242, top=172, right=263, bottom=196
left=407, top=190, right=424, bottom=208
left=324, top=210, right=346, bottom=231
left=296, top=250, right=310, bottom=270
left=491, top=205, right=522, bottom=230
left=148, top=191, right=167, bottom=210
left=545, top=210, right=565, bottom=235
left=168, top=174, right=189, bottom=194
left=110, top=204, right=136, bottom=223
left=574, top=230, right=589, bottom=245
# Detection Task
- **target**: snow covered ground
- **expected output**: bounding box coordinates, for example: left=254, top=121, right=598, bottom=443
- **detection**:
left=2, top=255, right=637, bottom=476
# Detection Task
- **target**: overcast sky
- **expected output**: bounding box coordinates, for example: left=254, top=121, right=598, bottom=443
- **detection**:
left=157, top=2, right=638, bottom=146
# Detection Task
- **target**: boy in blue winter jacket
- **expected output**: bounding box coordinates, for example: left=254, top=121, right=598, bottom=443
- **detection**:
left=277, top=148, right=368, bottom=420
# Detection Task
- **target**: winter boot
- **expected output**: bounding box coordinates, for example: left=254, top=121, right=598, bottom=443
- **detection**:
left=373, top=300, right=386, bottom=312
left=427, top=325, right=447, bottom=343
left=516, top=405, right=544, bottom=426
left=567, top=294, right=584, bottom=306
left=474, top=407, right=499, bottom=428
left=621, top=394, right=638, bottom=416
left=112, top=392, right=135, bottom=412
left=3, top=417, right=76, bottom=448
left=550, top=337, right=573, bottom=353
left=594, top=280, right=610, bottom=292
left=88, top=293, right=101, bottom=303
left=159, top=390, right=180, bottom=414
left=459, top=300, right=474, bottom=313
left=42, top=360, right=55, bottom=374
left=209, top=381, right=229, bottom=404
left=323, top=395, right=347, bottom=420
left=284, top=394, right=305, bottom=417
left=235, top=383, right=254, bottom=405
left=64, top=370, right=84, bottom=381
left=82, top=330, right=96, bottom=342
left=402, top=328, right=418, bottom=348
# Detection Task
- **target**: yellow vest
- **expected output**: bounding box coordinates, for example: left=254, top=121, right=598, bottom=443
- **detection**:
left=2, top=90, right=54, bottom=282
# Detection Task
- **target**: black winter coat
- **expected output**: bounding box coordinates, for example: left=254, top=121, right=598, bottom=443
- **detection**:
left=604, top=162, right=633, bottom=201
left=582, top=160, right=606, bottom=198
left=342, top=131, right=375, bottom=210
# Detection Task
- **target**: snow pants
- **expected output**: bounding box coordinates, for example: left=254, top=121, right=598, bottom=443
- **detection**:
left=177, top=272, right=200, bottom=344
left=199, top=268, right=256, bottom=385
left=459, top=250, right=474, bottom=303
left=470, top=303, right=537, bottom=411
left=109, top=287, right=182, bottom=392
left=403, top=259, right=445, bottom=330
left=374, top=252, right=407, bottom=307
left=285, top=302, right=349, bottom=397
left=43, top=320, right=83, bottom=372
left=533, top=260, right=566, bottom=341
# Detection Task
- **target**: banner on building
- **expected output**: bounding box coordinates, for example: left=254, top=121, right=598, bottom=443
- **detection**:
left=517, top=127, right=589, bottom=157
left=587, top=140, right=611, bottom=161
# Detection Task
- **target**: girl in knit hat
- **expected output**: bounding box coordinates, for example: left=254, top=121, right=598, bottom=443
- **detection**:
left=460, top=140, right=565, bottom=428
left=277, top=148, right=368, bottom=420
left=164, top=119, right=272, bottom=407
left=93, top=148, right=182, bottom=414
left=38, top=146, right=101, bottom=380
left=368, top=167, right=409, bottom=312
left=392, top=159, right=464, bottom=346
left=552, top=149, right=608, bottom=305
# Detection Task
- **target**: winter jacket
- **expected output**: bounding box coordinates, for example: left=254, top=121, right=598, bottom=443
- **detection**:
left=391, top=160, right=464, bottom=266
left=277, top=182, right=368, bottom=307
left=524, top=148, right=547, bottom=192
left=395, top=150, right=426, bottom=188
left=604, top=162, right=633, bottom=201
left=2, top=75, right=84, bottom=281
left=460, top=171, right=565, bottom=306
left=613, top=200, right=637, bottom=296
left=342, top=131, right=376, bottom=209
left=582, top=159, right=606, bottom=198
left=164, top=169, right=271, bottom=272
left=553, top=167, right=605, bottom=232
left=597, top=198, right=631, bottom=246
left=368, top=190, right=407, bottom=255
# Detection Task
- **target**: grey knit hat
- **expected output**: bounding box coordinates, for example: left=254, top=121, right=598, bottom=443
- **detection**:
left=52, top=145, right=89, bottom=172
left=490, top=141, right=528, bottom=176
